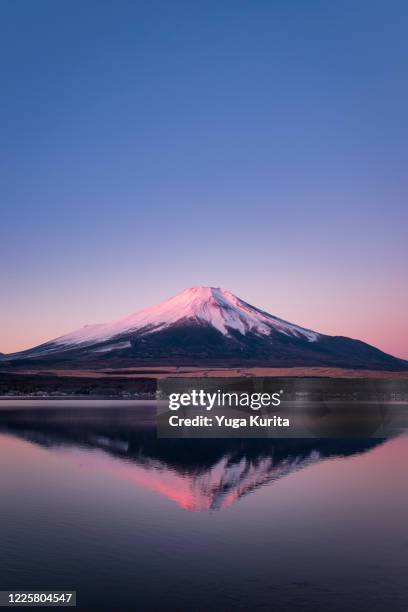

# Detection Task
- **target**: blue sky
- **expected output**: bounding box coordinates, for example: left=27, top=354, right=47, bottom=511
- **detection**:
left=1, top=0, right=407, bottom=357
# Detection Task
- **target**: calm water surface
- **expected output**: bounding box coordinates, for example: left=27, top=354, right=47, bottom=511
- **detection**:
left=0, top=401, right=407, bottom=611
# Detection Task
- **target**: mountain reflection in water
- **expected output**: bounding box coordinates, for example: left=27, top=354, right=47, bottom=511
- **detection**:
left=0, top=403, right=383, bottom=511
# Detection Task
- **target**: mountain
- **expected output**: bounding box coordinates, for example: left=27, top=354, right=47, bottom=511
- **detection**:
left=2, top=286, right=407, bottom=370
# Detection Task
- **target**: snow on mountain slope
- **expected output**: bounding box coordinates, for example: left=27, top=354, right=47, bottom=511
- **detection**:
left=4, top=287, right=407, bottom=370
left=50, top=286, right=320, bottom=348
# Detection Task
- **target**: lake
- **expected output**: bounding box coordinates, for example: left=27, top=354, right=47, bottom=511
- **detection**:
left=0, top=401, right=407, bottom=611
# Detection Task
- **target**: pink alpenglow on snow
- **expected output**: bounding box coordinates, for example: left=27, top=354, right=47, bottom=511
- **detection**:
left=3, top=286, right=407, bottom=371
left=50, top=286, right=320, bottom=347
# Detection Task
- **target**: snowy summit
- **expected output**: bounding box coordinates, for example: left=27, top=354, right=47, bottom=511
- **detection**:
left=3, top=286, right=407, bottom=371
left=51, top=286, right=320, bottom=347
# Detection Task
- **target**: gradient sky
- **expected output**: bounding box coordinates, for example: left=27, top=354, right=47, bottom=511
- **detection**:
left=1, top=0, right=407, bottom=358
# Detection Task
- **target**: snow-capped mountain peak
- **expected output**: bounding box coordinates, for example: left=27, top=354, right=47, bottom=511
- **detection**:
left=50, top=286, right=319, bottom=348
left=4, top=286, right=408, bottom=371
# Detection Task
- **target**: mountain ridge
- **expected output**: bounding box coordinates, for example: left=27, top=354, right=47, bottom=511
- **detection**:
left=2, top=286, right=407, bottom=371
